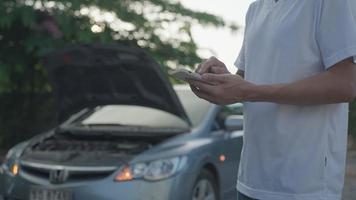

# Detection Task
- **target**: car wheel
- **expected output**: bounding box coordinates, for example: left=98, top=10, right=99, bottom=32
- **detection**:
left=191, top=169, right=219, bottom=200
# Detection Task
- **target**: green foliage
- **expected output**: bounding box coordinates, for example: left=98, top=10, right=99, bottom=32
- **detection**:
left=0, top=0, right=236, bottom=148
left=0, top=0, right=235, bottom=93
left=0, top=94, right=57, bottom=149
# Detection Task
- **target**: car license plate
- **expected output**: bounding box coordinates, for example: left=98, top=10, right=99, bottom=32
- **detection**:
left=30, top=188, right=72, bottom=200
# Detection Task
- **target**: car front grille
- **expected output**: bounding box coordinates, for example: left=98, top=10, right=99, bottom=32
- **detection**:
left=21, top=165, right=49, bottom=179
left=20, top=161, right=117, bottom=183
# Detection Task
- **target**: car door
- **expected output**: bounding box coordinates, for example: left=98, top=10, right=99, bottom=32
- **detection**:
left=215, top=104, right=244, bottom=200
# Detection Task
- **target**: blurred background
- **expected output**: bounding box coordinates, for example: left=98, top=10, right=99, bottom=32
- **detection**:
left=0, top=0, right=355, bottom=199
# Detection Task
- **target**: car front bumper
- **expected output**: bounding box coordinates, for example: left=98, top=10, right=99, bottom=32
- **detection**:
left=0, top=167, right=196, bottom=200
left=0, top=167, right=5, bottom=199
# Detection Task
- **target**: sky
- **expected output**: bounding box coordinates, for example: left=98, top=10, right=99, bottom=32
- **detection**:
left=180, top=0, right=255, bottom=72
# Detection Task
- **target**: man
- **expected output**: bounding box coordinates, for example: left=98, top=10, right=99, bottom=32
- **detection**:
left=187, top=0, right=356, bottom=199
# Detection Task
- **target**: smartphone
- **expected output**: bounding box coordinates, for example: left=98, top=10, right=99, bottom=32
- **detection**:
left=169, top=68, right=203, bottom=81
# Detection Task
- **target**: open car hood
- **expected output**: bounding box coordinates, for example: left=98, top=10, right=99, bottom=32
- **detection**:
left=44, top=44, right=191, bottom=125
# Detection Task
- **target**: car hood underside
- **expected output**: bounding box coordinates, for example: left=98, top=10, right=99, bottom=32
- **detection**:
left=44, top=44, right=190, bottom=125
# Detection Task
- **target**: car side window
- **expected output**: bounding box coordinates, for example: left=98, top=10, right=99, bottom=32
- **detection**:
left=213, top=103, right=243, bottom=131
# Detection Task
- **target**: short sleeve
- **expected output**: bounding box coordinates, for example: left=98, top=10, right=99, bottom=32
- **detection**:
left=234, top=39, right=246, bottom=71
left=316, top=0, right=356, bottom=69
left=234, top=3, right=255, bottom=71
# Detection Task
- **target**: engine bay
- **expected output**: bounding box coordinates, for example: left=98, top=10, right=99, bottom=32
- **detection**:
left=31, top=133, right=155, bottom=155
left=20, top=131, right=169, bottom=166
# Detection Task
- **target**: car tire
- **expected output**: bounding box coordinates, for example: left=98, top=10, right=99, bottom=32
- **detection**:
left=191, top=169, right=219, bottom=200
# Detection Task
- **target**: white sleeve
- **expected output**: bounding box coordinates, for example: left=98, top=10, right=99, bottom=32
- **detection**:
left=234, top=3, right=255, bottom=71
left=234, top=39, right=246, bottom=71
left=316, top=0, right=356, bottom=69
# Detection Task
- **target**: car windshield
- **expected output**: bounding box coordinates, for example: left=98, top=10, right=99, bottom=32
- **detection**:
left=80, top=87, right=211, bottom=128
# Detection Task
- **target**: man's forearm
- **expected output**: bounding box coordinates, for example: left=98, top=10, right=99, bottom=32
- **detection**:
left=244, top=58, right=356, bottom=105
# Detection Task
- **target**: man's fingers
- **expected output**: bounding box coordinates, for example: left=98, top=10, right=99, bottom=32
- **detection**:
left=189, top=84, right=202, bottom=94
left=211, top=66, right=229, bottom=74
left=197, top=57, right=223, bottom=74
left=201, top=73, right=227, bottom=83
left=196, top=59, right=209, bottom=74
left=201, top=59, right=219, bottom=73
left=195, top=60, right=207, bottom=73
left=187, top=79, right=215, bottom=94
left=190, top=84, right=218, bottom=104
left=190, top=84, right=207, bottom=98
left=195, top=63, right=202, bottom=73
left=197, top=63, right=211, bottom=74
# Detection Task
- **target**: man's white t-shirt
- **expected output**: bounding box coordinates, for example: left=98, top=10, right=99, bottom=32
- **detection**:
left=234, top=0, right=356, bottom=199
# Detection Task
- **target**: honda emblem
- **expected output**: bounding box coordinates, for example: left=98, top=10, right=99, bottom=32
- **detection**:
left=49, top=168, right=69, bottom=184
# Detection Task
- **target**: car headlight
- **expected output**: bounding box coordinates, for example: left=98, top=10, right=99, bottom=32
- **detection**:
left=2, top=148, right=14, bottom=168
left=2, top=148, right=19, bottom=176
left=115, top=156, right=188, bottom=182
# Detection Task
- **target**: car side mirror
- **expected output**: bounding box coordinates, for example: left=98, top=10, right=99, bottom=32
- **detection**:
left=224, top=115, right=243, bottom=131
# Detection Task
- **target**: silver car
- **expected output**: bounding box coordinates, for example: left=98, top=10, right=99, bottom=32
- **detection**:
left=0, top=45, right=244, bottom=200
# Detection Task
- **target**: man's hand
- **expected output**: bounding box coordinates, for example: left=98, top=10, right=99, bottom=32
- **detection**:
left=188, top=57, right=356, bottom=105
left=190, top=57, right=233, bottom=100
left=187, top=73, right=255, bottom=105
left=196, top=56, right=231, bottom=75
